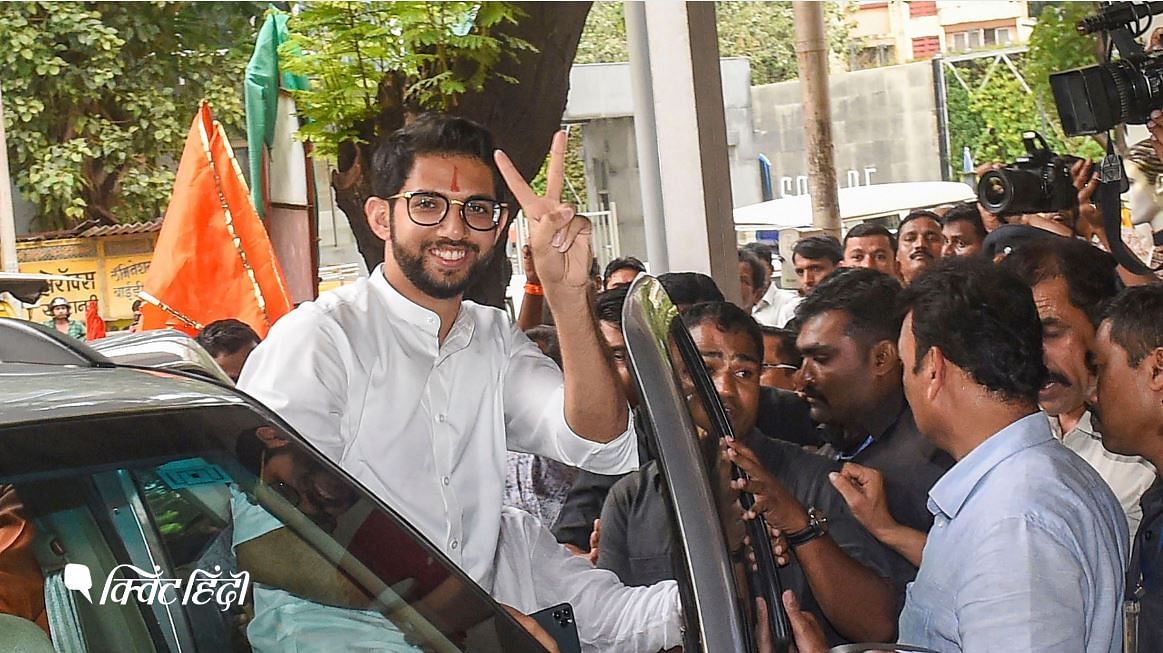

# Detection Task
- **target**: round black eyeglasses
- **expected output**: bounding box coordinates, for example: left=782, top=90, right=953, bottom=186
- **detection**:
left=386, top=191, right=508, bottom=231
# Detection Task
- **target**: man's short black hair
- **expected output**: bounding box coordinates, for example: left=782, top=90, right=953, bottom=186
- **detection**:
left=742, top=242, right=774, bottom=267
left=658, top=272, right=725, bottom=306
left=524, top=325, right=562, bottom=367
left=940, top=202, right=987, bottom=240
left=899, top=210, right=942, bottom=230
left=796, top=267, right=904, bottom=349
left=197, top=319, right=261, bottom=358
left=595, top=285, right=630, bottom=329
left=999, top=237, right=1120, bottom=328
left=792, top=235, right=842, bottom=265
left=1102, top=284, right=1163, bottom=367
left=759, top=325, right=801, bottom=366
left=681, top=302, right=764, bottom=360
left=899, top=257, right=1046, bottom=405
left=369, top=113, right=506, bottom=204
left=603, top=256, right=646, bottom=285
left=738, top=250, right=765, bottom=289
left=843, top=222, right=896, bottom=251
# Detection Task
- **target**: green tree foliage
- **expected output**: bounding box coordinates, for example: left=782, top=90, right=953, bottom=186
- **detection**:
left=574, top=1, right=854, bottom=85
left=945, top=1, right=1105, bottom=174
left=279, top=2, right=534, bottom=158
left=0, top=2, right=263, bottom=230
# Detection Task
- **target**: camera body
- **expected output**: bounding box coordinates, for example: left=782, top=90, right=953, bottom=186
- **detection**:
left=977, top=132, right=1081, bottom=216
left=1051, top=52, right=1163, bottom=136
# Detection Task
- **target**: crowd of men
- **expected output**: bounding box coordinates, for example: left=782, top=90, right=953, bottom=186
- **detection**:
left=499, top=111, right=1163, bottom=651
left=133, top=113, right=1163, bottom=652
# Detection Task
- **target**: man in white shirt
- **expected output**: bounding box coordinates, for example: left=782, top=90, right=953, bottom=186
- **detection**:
left=1001, top=238, right=1156, bottom=537
left=768, top=236, right=841, bottom=328
left=231, top=431, right=679, bottom=653
left=238, top=114, right=637, bottom=590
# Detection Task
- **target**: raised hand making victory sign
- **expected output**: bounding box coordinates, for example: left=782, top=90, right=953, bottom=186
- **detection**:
left=495, top=131, right=594, bottom=291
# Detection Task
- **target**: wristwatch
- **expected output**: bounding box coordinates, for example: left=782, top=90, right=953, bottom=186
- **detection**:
left=785, top=507, right=829, bottom=548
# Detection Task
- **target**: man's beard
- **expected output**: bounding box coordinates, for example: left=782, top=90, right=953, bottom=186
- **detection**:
left=389, top=219, right=493, bottom=300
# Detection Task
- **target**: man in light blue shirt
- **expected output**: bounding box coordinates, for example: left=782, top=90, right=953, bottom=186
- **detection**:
left=895, top=258, right=1127, bottom=652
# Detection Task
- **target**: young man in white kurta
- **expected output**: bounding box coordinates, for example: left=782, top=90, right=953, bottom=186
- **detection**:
left=238, top=115, right=637, bottom=590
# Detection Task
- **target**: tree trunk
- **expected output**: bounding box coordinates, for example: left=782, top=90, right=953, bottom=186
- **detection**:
left=331, top=2, right=593, bottom=309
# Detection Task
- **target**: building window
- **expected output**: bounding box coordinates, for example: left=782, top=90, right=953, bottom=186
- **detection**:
left=984, top=27, right=1011, bottom=46
left=912, top=36, right=941, bottom=60
left=909, top=1, right=938, bottom=17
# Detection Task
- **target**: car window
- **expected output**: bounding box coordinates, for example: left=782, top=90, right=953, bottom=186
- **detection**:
left=621, top=275, right=793, bottom=652
left=0, top=406, right=547, bottom=653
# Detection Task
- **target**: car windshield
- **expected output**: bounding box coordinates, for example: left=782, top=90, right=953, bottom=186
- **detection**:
left=0, top=402, right=547, bottom=652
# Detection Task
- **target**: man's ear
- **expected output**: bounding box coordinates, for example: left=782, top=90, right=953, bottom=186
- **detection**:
left=870, top=340, right=899, bottom=377
left=366, top=196, right=391, bottom=240
left=926, top=346, right=946, bottom=403
left=1147, top=346, right=1163, bottom=393
left=255, top=425, right=289, bottom=449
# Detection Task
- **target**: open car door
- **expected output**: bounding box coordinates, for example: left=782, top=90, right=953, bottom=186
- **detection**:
left=622, top=275, right=791, bottom=652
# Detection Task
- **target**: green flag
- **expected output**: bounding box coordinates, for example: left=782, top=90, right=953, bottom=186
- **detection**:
left=245, top=10, right=309, bottom=217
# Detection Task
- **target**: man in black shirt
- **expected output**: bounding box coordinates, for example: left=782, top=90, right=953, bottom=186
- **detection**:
left=597, top=302, right=897, bottom=645
left=1088, top=285, right=1163, bottom=652
left=553, top=286, right=818, bottom=552
left=792, top=268, right=952, bottom=585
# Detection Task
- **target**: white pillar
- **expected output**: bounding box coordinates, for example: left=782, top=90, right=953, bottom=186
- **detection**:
left=625, top=1, right=669, bottom=274
left=0, top=84, right=18, bottom=272
left=643, top=1, right=739, bottom=303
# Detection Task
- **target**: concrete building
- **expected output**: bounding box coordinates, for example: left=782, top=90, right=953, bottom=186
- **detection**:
left=565, top=58, right=942, bottom=263
left=852, top=0, right=1035, bottom=67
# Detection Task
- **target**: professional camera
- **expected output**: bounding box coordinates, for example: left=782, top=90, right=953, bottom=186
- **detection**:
left=1051, top=52, right=1163, bottom=136
left=1050, top=2, right=1163, bottom=136
left=976, top=132, right=1081, bottom=216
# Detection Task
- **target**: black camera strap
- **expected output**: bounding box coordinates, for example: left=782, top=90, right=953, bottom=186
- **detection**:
left=1098, top=137, right=1162, bottom=275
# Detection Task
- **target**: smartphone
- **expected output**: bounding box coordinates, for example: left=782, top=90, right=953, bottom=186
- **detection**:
left=529, top=602, right=581, bottom=653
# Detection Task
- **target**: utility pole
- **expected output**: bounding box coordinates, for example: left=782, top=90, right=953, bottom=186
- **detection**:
left=793, top=1, right=840, bottom=238
left=0, top=84, right=18, bottom=272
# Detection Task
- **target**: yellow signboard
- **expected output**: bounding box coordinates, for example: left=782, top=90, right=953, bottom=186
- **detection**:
left=16, top=232, right=157, bottom=323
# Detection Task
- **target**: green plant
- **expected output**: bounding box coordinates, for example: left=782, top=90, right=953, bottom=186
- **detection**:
left=278, top=2, right=534, bottom=158
left=0, top=2, right=262, bottom=229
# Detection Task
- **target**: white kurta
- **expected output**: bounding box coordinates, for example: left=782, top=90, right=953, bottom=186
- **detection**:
left=238, top=266, right=638, bottom=588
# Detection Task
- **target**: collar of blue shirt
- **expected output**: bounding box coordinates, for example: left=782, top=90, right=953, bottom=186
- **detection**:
left=927, top=412, right=1052, bottom=521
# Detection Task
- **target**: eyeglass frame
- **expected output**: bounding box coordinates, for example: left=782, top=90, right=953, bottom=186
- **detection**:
left=385, top=190, right=509, bottom=232
left=254, top=448, right=343, bottom=533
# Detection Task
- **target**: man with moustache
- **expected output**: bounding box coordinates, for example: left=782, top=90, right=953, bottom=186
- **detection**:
left=1089, top=285, right=1163, bottom=652
left=598, top=302, right=897, bottom=645
left=1001, top=238, right=1156, bottom=537
left=893, top=258, right=1125, bottom=652
left=793, top=268, right=952, bottom=584
left=841, top=223, right=897, bottom=277
left=238, top=114, right=638, bottom=592
left=895, top=211, right=943, bottom=285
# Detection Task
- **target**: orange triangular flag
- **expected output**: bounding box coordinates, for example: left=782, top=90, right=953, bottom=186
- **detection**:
left=139, top=102, right=292, bottom=338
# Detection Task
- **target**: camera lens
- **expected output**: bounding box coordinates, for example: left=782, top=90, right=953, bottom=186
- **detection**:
left=977, top=168, right=1047, bottom=216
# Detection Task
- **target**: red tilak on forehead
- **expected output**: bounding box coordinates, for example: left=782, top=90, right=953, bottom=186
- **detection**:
left=450, top=166, right=460, bottom=193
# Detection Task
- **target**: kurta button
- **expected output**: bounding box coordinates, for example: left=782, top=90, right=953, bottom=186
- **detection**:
left=437, top=414, right=447, bottom=423
left=442, top=476, right=450, bottom=486
left=450, top=540, right=459, bottom=550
